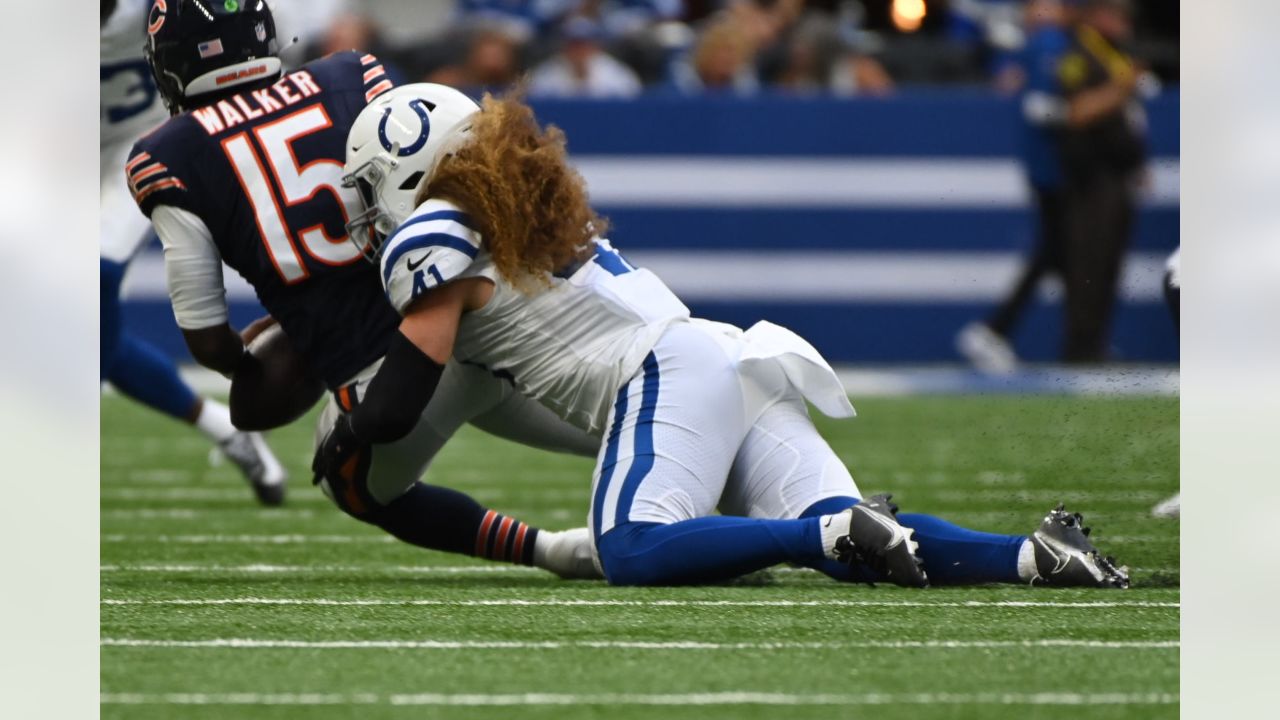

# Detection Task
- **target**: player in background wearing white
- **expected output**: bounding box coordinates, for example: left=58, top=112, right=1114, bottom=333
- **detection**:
left=100, top=0, right=285, bottom=505
left=316, top=85, right=1132, bottom=588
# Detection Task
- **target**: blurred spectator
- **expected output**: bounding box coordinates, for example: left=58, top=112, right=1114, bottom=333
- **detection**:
left=958, top=0, right=1071, bottom=372
left=456, top=0, right=578, bottom=42
left=1055, top=0, right=1147, bottom=362
left=668, top=16, right=760, bottom=94
left=828, top=44, right=895, bottom=96
left=588, top=0, right=686, bottom=38
left=529, top=16, right=644, bottom=97
left=428, top=27, right=523, bottom=91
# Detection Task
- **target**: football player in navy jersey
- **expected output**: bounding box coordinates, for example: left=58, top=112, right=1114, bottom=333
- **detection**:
left=102, top=0, right=286, bottom=505
left=131, top=0, right=601, bottom=578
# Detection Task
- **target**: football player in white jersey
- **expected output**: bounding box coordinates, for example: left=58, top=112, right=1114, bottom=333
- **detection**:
left=317, top=84, right=1132, bottom=588
left=101, top=0, right=286, bottom=505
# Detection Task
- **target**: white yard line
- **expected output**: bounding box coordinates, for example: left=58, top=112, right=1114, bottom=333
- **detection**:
left=101, top=598, right=1179, bottom=609
left=99, top=691, right=1179, bottom=706
left=101, top=638, right=1178, bottom=650
left=100, top=564, right=541, bottom=574
left=101, top=534, right=394, bottom=544
left=99, top=563, right=1179, bottom=575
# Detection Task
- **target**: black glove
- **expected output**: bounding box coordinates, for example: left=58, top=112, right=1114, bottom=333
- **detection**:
left=311, top=413, right=367, bottom=487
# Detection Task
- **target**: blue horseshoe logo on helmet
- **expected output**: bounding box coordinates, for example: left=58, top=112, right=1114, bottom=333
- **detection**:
left=378, top=99, right=431, bottom=157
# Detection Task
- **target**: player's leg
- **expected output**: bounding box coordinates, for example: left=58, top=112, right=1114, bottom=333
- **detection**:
left=590, top=324, right=894, bottom=586
left=724, top=394, right=1126, bottom=586
left=469, top=386, right=600, bottom=457
left=101, top=141, right=285, bottom=502
left=314, top=361, right=597, bottom=578
left=101, top=257, right=287, bottom=504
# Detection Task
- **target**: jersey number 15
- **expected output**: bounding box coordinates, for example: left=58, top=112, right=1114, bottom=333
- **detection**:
left=222, top=104, right=366, bottom=284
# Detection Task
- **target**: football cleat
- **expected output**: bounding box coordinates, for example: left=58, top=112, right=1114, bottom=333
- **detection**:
left=1151, top=493, right=1180, bottom=519
left=218, top=431, right=287, bottom=507
left=1029, top=504, right=1129, bottom=589
left=833, top=494, right=929, bottom=588
left=956, top=322, right=1019, bottom=375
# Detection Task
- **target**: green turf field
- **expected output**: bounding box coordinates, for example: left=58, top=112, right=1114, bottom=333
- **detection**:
left=101, top=393, right=1179, bottom=719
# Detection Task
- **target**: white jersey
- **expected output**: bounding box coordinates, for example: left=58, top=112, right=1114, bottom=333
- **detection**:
left=101, top=0, right=168, bottom=262
left=101, top=0, right=167, bottom=150
left=381, top=199, right=690, bottom=434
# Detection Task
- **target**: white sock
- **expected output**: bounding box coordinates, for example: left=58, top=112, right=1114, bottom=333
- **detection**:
left=194, top=399, right=237, bottom=443
left=819, top=511, right=851, bottom=559
left=1016, top=539, right=1038, bottom=582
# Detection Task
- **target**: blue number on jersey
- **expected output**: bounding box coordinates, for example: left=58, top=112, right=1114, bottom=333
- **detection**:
left=592, top=242, right=635, bottom=276
left=101, top=59, right=158, bottom=124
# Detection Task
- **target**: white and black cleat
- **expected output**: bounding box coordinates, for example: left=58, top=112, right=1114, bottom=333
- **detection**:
left=218, top=431, right=288, bottom=507
left=833, top=494, right=929, bottom=588
left=1030, top=504, right=1129, bottom=589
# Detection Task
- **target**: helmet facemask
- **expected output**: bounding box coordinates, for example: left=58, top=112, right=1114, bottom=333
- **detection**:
left=342, top=154, right=407, bottom=264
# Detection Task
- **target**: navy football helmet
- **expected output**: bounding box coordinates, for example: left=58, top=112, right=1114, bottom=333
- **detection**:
left=144, top=0, right=280, bottom=114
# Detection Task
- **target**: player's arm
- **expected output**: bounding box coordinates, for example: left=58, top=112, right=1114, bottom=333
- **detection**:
left=151, top=204, right=246, bottom=375
left=311, top=279, right=486, bottom=484
left=348, top=278, right=485, bottom=443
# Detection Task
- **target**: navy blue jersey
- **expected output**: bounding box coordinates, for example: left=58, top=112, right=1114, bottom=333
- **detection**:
left=128, top=51, right=400, bottom=389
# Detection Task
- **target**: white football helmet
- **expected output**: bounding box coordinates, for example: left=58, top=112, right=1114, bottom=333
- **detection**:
left=342, top=83, right=480, bottom=261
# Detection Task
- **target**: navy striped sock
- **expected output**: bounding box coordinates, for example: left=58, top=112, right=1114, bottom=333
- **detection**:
left=474, top=511, right=539, bottom=565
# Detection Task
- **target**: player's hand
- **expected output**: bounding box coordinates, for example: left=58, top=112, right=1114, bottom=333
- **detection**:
left=311, top=414, right=367, bottom=487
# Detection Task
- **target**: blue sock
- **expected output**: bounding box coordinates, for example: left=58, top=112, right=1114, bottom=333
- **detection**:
left=107, top=333, right=199, bottom=420
left=800, top=496, right=1026, bottom=585
left=596, top=517, right=824, bottom=586
left=100, top=259, right=125, bottom=379
left=897, top=513, right=1025, bottom=585
left=102, top=258, right=199, bottom=420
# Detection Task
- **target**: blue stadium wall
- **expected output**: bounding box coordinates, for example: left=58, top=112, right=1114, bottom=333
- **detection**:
left=120, top=91, right=1179, bottom=364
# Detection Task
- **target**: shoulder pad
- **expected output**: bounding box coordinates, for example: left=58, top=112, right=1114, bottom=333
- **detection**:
left=316, top=49, right=395, bottom=104
left=380, top=199, right=483, bottom=314
left=126, top=119, right=196, bottom=217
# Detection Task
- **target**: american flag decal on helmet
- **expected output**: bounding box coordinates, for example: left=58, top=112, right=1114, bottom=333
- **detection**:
left=198, top=38, right=225, bottom=59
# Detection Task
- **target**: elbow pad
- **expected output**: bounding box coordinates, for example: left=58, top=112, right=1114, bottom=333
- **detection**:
left=349, top=332, right=445, bottom=444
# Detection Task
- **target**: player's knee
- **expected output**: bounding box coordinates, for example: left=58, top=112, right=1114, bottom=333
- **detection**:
left=595, top=522, right=667, bottom=586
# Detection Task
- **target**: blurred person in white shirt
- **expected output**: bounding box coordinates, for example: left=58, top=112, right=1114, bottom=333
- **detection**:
left=529, top=17, right=643, bottom=98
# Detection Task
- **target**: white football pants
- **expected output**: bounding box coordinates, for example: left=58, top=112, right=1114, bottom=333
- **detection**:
left=588, top=319, right=862, bottom=547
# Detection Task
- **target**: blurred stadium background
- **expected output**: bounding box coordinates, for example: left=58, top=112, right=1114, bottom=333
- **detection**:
left=116, top=0, right=1180, bottom=375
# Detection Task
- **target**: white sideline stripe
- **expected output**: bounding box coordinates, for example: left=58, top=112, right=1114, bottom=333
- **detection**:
left=572, top=156, right=1181, bottom=208
left=101, top=598, right=1179, bottom=609
left=103, top=364, right=1181, bottom=398
left=99, top=563, right=1179, bottom=575
left=99, top=691, right=1180, bottom=706
left=102, top=534, right=395, bottom=544
left=120, top=250, right=1171, bottom=304
left=100, top=638, right=1178, bottom=650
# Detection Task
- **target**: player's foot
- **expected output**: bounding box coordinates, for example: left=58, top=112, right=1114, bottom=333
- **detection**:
left=218, top=431, right=287, bottom=506
left=956, top=322, right=1018, bottom=374
left=535, top=527, right=603, bottom=580
left=1151, top=493, right=1180, bottom=519
left=1029, top=504, right=1129, bottom=589
left=830, top=494, right=929, bottom=588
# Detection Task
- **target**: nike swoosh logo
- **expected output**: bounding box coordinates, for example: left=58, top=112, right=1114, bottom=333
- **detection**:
left=853, top=506, right=906, bottom=549
left=407, top=255, right=428, bottom=271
